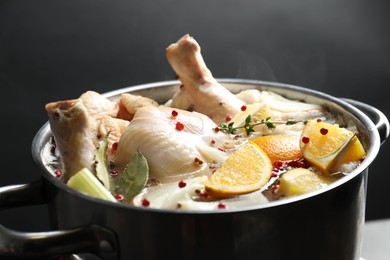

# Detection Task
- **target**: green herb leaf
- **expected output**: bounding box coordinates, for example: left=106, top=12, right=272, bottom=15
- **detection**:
left=95, top=133, right=114, bottom=192
left=218, top=114, right=303, bottom=136
left=265, top=121, right=276, bottom=129
left=244, top=124, right=254, bottom=135
left=219, top=123, right=237, bottom=135
left=286, top=120, right=297, bottom=125
left=245, top=115, right=252, bottom=124
left=115, top=151, right=149, bottom=203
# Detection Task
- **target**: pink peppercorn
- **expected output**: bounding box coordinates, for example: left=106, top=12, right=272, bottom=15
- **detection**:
left=142, top=198, right=150, bottom=207
left=320, top=128, right=329, bottom=135
left=176, top=122, right=185, bottom=131
left=115, top=194, right=124, bottom=201
left=302, top=136, right=310, bottom=144
left=218, top=202, right=227, bottom=209
left=171, top=110, right=178, bottom=117
left=178, top=180, right=187, bottom=188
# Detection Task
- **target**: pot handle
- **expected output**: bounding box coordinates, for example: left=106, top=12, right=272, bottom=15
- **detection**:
left=0, top=179, right=118, bottom=259
left=341, top=98, right=389, bottom=145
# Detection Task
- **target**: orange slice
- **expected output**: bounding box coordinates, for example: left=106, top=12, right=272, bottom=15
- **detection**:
left=205, top=141, right=272, bottom=196
left=278, top=168, right=336, bottom=196
left=252, top=135, right=302, bottom=163
left=300, top=120, right=365, bottom=174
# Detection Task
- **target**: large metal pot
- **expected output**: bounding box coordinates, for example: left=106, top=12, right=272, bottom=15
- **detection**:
left=0, top=79, right=388, bottom=260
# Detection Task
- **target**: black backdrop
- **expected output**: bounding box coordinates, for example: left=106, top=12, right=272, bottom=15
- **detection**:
left=0, top=0, right=389, bottom=232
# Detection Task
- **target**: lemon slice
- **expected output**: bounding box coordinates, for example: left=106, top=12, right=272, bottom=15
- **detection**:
left=205, top=141, right=273, bottom=196
left=278, top=168, right=336, bottom=196
left=300, top=120, right=365, bottom=174
left=231, top=103, right=273, bottom=134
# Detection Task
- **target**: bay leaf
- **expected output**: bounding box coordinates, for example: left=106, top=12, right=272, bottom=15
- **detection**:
left=95, top=132, right=114, bottom=192
left=116, top=150, right=149, bottom=203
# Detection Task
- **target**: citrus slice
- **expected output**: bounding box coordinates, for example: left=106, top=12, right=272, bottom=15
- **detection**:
left=300, top=120, right=365, bottom=174
left=336, top=135, right=366, bottom=166
left=252, top=135, right=302, bottom=163
left=205, top=141, right=273, bottom=196
left=231, top=103, right=273, bottom=134
left=278, top=168, right=336, bottom=196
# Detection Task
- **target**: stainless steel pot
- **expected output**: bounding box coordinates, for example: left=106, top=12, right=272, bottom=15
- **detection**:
left=0, top=79, right=388, bottom=260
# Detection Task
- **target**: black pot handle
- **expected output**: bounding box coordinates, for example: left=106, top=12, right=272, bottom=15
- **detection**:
left=0, top=179, right=118, bottom=260
left=341, top=98, right=389, bottom=145
left=0, top=179, right=46, bottom=210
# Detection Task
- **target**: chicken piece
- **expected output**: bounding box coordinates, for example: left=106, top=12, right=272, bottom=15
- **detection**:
left=45, top=99, right=95, bottom=182
left=95, top=116, right=130, bottom=158
left=79, top=91, right=118, bottom=119
left=117, top=93, right=159, bottom=121
left=46, top=92, right=129, bottom=182
left=78, top=91, right=131, bottom=148
left=166, top=34, right=245, bottom=124
left=114, top=106, right=229, bottom=182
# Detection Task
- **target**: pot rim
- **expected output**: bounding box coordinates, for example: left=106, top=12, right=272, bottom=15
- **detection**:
left=32, top=79, right=381, bottom=214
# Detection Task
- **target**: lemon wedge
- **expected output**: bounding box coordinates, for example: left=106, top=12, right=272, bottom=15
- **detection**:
left=278, top=168, right=336, bottom=196
left=231, top=103, right=273, bottom=135
left=300, top=120, right=365, bottom=174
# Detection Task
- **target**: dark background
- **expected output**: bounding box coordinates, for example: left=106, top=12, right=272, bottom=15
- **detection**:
left=0, top=0, right=389, bottom=233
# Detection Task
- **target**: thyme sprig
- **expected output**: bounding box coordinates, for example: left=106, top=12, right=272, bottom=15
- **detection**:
left=219, top=115, right=302, bottom=136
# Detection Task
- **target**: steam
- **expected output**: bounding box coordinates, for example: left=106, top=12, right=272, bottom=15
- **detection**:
left=235, top=49, right=327, bottom=88
left=236, top=50, right=277, bottom=82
